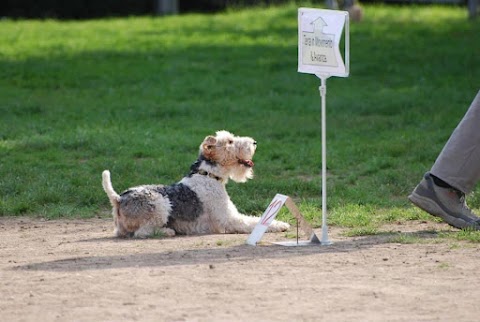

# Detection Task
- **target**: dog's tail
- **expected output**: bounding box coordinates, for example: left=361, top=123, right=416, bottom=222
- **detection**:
left=102, top=170, right=120, bottom=207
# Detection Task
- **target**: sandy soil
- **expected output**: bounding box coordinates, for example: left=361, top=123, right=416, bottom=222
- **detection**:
left=1, top=217, right=480, bottom=322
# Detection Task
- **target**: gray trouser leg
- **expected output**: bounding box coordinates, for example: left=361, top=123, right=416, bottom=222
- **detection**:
left=431, top=90, right=480, bottom=194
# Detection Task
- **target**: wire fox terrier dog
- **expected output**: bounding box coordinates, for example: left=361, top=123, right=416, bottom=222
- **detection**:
left=102, top=130, right=290, bottom=238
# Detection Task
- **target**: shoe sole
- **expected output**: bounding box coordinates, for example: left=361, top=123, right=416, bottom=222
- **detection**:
left=408, top=192, right=474, bottom=230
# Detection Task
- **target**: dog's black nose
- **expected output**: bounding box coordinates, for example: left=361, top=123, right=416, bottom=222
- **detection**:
left=253, top=141, right=257, bottom=147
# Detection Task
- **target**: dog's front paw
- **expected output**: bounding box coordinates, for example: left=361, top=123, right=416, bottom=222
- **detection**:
left=267, top=220, right=290, bottom=232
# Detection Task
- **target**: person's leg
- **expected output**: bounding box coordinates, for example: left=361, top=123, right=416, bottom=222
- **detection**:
left=409, top=90, right=480, bottom=230
left=430, top=90, right=480, bottom=194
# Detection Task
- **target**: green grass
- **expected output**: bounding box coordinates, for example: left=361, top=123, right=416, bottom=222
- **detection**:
left=1, top=3, right=480, bottom=241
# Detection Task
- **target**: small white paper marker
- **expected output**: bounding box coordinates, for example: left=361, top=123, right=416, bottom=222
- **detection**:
left=246, top=194, right=288, bottom=246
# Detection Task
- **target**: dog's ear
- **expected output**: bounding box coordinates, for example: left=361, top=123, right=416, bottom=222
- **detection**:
left=201, top=135, right=217, bottom=159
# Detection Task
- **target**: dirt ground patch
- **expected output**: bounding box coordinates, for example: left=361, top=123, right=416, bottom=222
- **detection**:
left=1, top=217, right=480, bottom=322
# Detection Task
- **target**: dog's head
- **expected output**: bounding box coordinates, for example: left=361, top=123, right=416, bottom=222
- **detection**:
left=200, top=130, right=257, bottom=182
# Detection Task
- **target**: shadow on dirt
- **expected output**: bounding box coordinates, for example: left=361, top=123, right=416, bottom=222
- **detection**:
left=15, top=230, right=440, bottom=272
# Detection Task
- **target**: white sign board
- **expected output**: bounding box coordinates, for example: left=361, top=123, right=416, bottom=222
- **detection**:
left=246, top=194, right=288, bottom=246
left=298, top=8, right=349, bottom=78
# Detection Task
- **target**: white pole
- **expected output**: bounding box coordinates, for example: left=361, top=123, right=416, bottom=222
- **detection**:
left=319, top=75, right=332, bottom=245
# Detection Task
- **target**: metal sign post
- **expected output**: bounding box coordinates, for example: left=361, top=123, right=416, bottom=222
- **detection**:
left=298, top=8, right=350, bottom=245
left=319, top=75, right=332, bottom=245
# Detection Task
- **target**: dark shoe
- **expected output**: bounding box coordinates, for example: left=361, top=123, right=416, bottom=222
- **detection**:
left=408, top=173, right=480, bottom=230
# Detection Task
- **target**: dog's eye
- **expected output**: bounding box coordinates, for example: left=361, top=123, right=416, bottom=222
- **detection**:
left=228, top=140, right=233, bottom=144
left=253, top=141, right=257, bottom=146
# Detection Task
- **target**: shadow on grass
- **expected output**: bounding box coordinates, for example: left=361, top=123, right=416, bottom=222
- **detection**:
left=14, top=229, right=442, bottom=272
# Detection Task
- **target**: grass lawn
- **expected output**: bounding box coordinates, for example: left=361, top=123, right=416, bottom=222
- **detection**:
left=1, top=3, right=480, bottom=240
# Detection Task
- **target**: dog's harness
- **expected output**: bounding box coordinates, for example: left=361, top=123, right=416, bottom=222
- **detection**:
left=192, top=169, right=224, bottom=182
